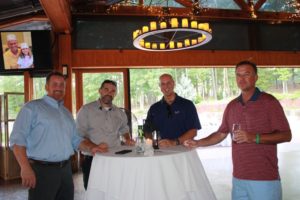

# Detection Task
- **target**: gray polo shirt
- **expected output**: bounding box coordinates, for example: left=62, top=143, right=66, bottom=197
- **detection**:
left=76, top=100, right=129, bottom=155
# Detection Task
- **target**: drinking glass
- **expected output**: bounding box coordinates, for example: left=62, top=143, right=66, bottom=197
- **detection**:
left=232, top=123, right=241, bottom=141
left=135, top=136, right=145, bottom=153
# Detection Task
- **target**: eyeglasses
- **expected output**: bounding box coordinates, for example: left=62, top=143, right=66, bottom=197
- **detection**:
left=166, top=105, right=172, bottom=118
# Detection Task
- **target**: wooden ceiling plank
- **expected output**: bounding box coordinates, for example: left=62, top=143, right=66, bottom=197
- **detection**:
left=174, top=0, right=193, bottom=8
left=254, top=0, right=267, bottom=11
left=233, top=0, right=249, bottom=11
left=39, top=0, right=72, bottom=33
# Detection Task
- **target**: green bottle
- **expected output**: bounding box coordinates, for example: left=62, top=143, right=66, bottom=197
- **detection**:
left=138, top=125, right=144, bottom=137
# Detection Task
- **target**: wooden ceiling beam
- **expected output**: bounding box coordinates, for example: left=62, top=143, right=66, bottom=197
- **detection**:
left=255, top=0, right=267, bottom=11
left=0, top=14, right=48, bottom=29
left=39, top=0, right=72, bottom=33
left=174, top=0, right=193, bottom=8
left=73, top=6, right=300, bottom=22
left=233, top=0, right=248, bottom=11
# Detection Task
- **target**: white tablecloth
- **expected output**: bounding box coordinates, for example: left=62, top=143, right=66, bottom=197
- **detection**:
left=86, top=146, right=216, bottom=200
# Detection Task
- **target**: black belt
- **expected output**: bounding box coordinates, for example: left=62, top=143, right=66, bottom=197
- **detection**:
left=29, top=159, right=70, bottom=168
left=83, top=155, right=93, bottom=160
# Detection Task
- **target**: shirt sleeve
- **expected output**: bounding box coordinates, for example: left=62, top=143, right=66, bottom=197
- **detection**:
left=267, top=97, right=291, bottom=132
left=217, top=104, right=231, bottom=135
left=76, top=106, right=89, bottom=137
left=119, top=110, right=130, bottom=135
left=184, top=101, right=201, bottom=130
left=17, top=57, right=22, bottom=65
left=9, top=105, right=33, bottom=148
left=72, top=126, right=84, bottom=151
left=143, top=106, right=156, bottom=133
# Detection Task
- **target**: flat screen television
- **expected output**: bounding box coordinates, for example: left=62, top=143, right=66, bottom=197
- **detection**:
left=0, top=30, right=53, bottom=75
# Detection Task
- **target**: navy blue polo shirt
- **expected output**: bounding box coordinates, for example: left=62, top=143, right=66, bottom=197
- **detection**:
left=145, top=95, right=201, bottom=139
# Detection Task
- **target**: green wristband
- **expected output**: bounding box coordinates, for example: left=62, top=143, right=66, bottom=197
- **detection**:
left=256, top=134, right=260, bottom=144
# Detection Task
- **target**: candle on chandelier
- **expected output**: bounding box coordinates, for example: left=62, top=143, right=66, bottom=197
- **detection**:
left=152, top=43, right=158, bottom=49
left=198, top=35, right=205, bottom=43
left=191, top=39, right=197, bottom=45
left=198, top=23, right=204, bottom=30
left=145, top=42, right=151, bottom=48
left=142, top=26, right=149, bottom=33
left=191, top=21, right=198, bottom=29
left=169, top=41, right=175, bottom=49
left=171, top=18, right=178, bottom=28
left=184, top=39, right=190, bottom=46
left=202, top=23, right=209, bottom=31
left=160, top=22, right=167, bottom=29
left=177, top=42, right=183, bottom=48
left=139, top=39, right=145, bottom=47
left=133, top=30, right=138, bottom=39
left=150, top=21, right=157, bottom=31
left=182, top=18, right=188, bottom=28
left=160, top=43, right=166, bottom=49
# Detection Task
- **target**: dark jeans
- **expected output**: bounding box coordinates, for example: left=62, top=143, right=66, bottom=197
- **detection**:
left=29, top=160, right=73, bottom=200
left=82, top=155, right=93, bottom=190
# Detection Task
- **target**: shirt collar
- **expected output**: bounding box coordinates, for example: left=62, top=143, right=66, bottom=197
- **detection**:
left=97, top=99, right=115, bottom=111
left=237, top=87, right=261, bottom=104
left=43, top=95, right=64, bottom=108
left=161, top=93, right=178, bottom=105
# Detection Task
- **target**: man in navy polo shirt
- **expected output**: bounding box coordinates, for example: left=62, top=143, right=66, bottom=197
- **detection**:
left=144, top=73, right=201, bottom=147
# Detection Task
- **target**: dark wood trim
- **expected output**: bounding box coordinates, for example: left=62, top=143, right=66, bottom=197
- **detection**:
left=74, top=71, right=83, bottom=112
left=0, top=15, right=48, bottom=29
left=24, top=71, right=33, bottom=102
left=72, top=50, right=300, bottom=67
left=73, top=6, right=300, bottom=22
left=58, top=34, right=73, bottom=111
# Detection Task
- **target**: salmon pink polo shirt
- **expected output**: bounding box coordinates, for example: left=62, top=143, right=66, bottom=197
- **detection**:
left=217, top=88, right=290, bottom=180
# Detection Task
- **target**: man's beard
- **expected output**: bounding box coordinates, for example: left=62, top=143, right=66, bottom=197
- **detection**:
left=101, top=95, right=113, bottom=105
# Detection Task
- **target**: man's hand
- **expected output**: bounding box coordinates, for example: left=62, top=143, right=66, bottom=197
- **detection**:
left=234, top=130, right=255, bottom=144
left=91, top=142, right=108, bottom=155
left=183, top=139, right=199, bottom=148
left=158, top=139, right=176, bottom=147
left=124, top=139, right=135, bottom=146
left=21, top=166, right=36, bottom=188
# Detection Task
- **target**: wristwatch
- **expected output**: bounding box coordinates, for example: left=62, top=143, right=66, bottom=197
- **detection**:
left=175, top=138, right=180, bottom=145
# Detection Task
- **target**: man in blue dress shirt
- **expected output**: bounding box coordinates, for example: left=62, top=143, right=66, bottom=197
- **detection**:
left=144, top=73, right=201, bottom=147
left=10, top=71, right=108, bottom=200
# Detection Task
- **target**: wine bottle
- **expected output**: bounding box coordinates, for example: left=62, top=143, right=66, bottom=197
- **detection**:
left=152, top=130, right=159, bottom=149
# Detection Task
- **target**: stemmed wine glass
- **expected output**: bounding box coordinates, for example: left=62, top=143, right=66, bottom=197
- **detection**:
left=232, top=123, right=241, bottom=141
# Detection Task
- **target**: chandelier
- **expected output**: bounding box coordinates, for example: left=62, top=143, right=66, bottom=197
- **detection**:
left=132, top=18, right=212, bottom=51
left=129, top=0, right=212, bottom=51
left=286, top=0, right=300, bottom=19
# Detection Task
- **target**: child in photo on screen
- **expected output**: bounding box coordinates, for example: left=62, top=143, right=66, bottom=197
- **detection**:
left=17, top=42, right=34, bottom=69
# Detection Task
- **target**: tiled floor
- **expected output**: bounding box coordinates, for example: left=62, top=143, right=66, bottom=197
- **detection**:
left=1, top=142, right=299, bottom=200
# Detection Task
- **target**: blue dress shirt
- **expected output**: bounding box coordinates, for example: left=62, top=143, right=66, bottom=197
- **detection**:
left=10, top=95, right=83, bottom=162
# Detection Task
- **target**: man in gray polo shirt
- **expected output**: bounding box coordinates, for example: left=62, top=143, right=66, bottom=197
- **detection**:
left=76, top=79, right=134, bottom=190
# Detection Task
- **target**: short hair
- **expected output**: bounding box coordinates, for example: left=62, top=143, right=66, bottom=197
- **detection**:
left=100, top=80, right=117, bottom=89
left=46, top=71, right=65, bottom=83
left=159, top=73, right=174, bottom=80
left=235, top=60, right=257, bottom=74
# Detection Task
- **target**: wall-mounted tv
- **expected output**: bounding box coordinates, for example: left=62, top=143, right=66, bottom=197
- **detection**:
left=0, top=30, right=53, bottom=75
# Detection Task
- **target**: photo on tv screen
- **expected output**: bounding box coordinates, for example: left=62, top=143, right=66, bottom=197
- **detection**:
left=1, top=32, right=34, bottom=70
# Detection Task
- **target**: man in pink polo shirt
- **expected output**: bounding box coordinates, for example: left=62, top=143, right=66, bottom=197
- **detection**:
left=184, top=60, right=292, bottom=200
